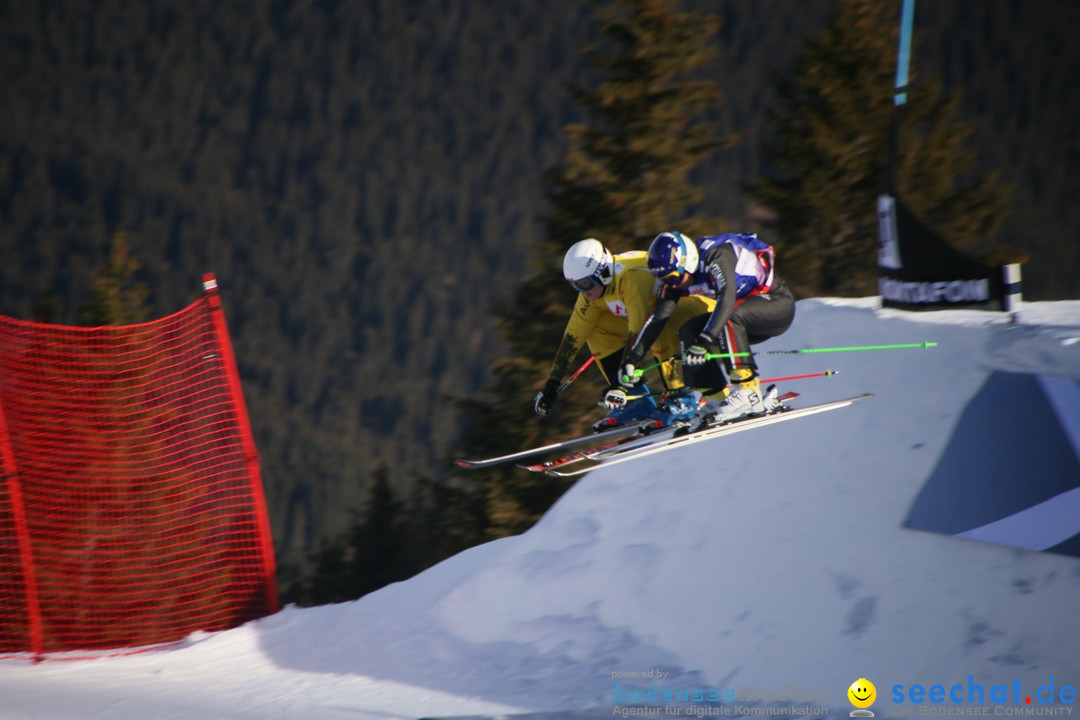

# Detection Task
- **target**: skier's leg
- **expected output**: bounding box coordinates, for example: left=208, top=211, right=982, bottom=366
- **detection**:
left=734, top=281, right=796, bottom=346
left=708, top=282, right=797, bottom=422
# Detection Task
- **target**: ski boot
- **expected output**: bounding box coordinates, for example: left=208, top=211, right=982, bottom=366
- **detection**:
left=701, top=370, right=780, bottom=425
left=656, top=388, right=702, bottom=425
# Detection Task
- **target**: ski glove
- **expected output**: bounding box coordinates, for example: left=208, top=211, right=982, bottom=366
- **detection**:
left=618, top=363, right=640, bottom=388
left=602, top=386, right=628, bottom=410
left=684, top=334, right=713, bottom=366
left=534, top=378, right=560, bottom=416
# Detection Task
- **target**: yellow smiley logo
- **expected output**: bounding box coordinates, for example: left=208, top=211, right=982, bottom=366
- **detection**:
left=848, top=678, right=876, bottom=708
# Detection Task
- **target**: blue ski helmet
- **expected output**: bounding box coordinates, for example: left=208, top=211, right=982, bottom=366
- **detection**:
left=647, top=231, right=698, bottom=283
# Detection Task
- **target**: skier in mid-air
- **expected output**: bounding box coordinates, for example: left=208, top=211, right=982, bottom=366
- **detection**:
left=533, top=238, right=711, bottom=429
left=611, top=230, right=796, bottom=423
left=457, top=233, right=855, bottom=474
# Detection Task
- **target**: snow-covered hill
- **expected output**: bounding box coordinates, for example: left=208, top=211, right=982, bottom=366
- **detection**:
left=2, top=299, right=1079, bottom=720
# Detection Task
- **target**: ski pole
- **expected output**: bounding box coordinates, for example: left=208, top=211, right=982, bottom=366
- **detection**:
left=630, top=341, right=933, bottom=379
left=703, top=341, right=938, bottom=361
left=628, top=341, right=935, bottom=380
left=622, top=370, right=837, bottom=402
left=556, top=355, right=595, bottom=397
left=627, top=354, right=682, bottom=380
left=759, top=369, right=839, bottom=384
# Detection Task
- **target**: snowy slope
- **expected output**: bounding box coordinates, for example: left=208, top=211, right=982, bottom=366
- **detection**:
left=2, top=299, right=1079, bottom=720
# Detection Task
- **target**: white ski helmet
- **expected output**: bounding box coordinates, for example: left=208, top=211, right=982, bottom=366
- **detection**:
left=562, top=238, right=614, bottom=291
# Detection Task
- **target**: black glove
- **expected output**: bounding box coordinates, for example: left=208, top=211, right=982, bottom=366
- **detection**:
left=684, top=334, right=714, bottom=367
left=534, top=378, right=560, bottom=416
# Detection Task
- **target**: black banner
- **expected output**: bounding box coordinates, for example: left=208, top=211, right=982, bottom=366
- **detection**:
left=877, top=194, right=1004, bottom=310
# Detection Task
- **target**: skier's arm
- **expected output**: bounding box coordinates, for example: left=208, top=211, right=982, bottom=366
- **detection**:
left=536, top=297, right=600, bottom=415
left=547, top=295, right=602, bottom=382
left=625, top=285, right=678, bottom=367
left=699, top=244, right=738, bottom=343
left=622, top=270, right=654, bottom=349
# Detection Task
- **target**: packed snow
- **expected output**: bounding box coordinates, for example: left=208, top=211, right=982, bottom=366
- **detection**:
left=2, top=298, right=1079, bottom=720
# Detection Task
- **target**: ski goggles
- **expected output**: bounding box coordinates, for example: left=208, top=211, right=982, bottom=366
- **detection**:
left=655, top=269, right=685, bottom=285
left=569, top=275, right=601, bottom=292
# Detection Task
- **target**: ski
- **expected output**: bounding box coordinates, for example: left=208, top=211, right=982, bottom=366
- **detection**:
left=517, top=419, right=680, bottom=472
left=544, top=393, right=874, bottom=477
left=453, top=422, right=644, bottom=470
left=519, top=391, right=800, bottom=472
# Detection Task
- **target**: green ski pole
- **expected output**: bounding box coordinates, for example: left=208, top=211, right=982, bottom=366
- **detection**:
left=704, top=341, right=938, bottom=361
left=629, top=341, right=936, bottom=380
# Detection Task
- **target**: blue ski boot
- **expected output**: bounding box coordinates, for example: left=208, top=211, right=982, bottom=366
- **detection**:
left=657, top=388, right=702, bottom=424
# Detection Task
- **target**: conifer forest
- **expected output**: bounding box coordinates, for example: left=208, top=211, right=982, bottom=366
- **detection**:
left=2, top=0, right=1077, bottom=602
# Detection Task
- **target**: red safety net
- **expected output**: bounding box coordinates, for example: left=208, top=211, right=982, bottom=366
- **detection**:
left=0, top=275, right=278, bottom=657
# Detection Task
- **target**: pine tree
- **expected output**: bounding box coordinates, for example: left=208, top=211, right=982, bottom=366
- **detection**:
left=455, top=0, right=735, bottom=538
left=82, top=232, right=152, bottom=326
left=282, top=467, right=486, bottom=606
left=284, top=467, right=406, bottom=605
left=745, top=0, right=1011, bottom=298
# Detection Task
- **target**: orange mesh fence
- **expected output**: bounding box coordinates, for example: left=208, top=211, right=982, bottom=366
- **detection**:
left=0, top=275, right=278, bottom=657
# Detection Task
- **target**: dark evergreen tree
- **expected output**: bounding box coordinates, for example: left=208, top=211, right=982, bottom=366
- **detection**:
left=455, top=0, right=736, bottom=538
left=745, top=0, right=1012, bottom=298
left=31, top=292, right=60, bottom=324
left=284, top=466, right=486, bottom=606
left=285, top=467, right=408, bottom=605
left=82, top=233, right=152, bottom=326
